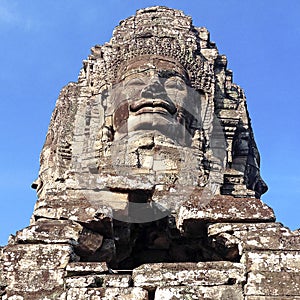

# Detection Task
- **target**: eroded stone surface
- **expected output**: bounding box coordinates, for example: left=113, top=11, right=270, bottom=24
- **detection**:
left=132, top=262, right=246, bottom=290
left=245, top=251, right=300, bottom=272
left=66, top=262, right=108, bottom=275
left=208, top=223, right=300, bottom=255
left=177, top=196, right=275, bottom=233
left=155, top=285, right=244, bottom=300
left=33, top=196, right=113, bottom=237
left=2, top=244, right=74, bottom=271
left=5, top=270, right=65, bottom=292
left=244, top=251, right=300, bottom=297
left=66, top=287, right=148, bottom=300
left=66, top=274, right=132, bottom=288
left=12, top=219, right=83, bottom=245
left=5, top=290, right=66, bottom=300
left=245, top=271, right=300, bottom=296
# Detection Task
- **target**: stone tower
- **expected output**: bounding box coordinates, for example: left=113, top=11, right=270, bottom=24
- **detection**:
left=1, top=6, right=299, bottom=300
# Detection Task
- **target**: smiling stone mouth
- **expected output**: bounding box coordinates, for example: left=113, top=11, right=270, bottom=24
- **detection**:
left=130, top=99, right=177, bottom=115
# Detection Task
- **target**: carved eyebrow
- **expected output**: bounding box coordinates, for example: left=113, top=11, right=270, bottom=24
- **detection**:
left=158, top=70, right=186, bottom=81
left=124, top=77, right=146, bottom=87
left=119, top=67, right=152, bottom=82
left=164, top=78, right=186, bottom=92
left=164, top=76, right=185, bottom=83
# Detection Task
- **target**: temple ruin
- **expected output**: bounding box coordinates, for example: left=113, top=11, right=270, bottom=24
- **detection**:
left=1, top=6, right=299, bottom=300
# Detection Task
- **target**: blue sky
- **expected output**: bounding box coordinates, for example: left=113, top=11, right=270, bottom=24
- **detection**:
left=0, top=0, right=299, bottom=245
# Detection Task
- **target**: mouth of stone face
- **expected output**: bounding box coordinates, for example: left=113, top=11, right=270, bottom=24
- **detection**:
left=130, top=99, right=177, bottom=115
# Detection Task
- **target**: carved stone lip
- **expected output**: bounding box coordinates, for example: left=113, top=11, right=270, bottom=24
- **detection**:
left=130, top=99, right=177, bottom=115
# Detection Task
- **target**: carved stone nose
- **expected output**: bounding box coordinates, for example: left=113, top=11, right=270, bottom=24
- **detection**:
left=141, top=78, right=166, bottom=98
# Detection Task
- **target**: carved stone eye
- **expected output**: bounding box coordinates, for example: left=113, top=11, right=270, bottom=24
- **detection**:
left=164, top=77, right=185, bottom=91
left=125, top=77, right=146, bottom=87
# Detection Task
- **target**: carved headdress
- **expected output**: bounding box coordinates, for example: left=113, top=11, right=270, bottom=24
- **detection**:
left=81, top=7, right=214, bottom=92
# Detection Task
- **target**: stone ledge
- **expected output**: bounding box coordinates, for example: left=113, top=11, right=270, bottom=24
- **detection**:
left=177, top=196, right=275, bottom=232
left=66, top=262, right=108, bottom=275
left=66, top=274, right=132, bottom=288
left=2, top=244, right=74, bottom=272
left=11, top=219, right=102, bottom=247
left=208, top=223, right=300, bottom=252
left=33, top=196, right=113, bottom=237
left=5, top=270, right=65, bottom=293
left=66, top=287, right=148, bottom=300
left=155, top=285, right=244, bottom=300
left=245, top=271, right=300, bottom=296
left=132, top=262, right=246, bottom=290
left=245, top=251, right=300, bottom=272
left=4, top=290, right=66, bottom=300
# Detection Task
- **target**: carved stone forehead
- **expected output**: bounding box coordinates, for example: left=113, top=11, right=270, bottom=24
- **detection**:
left=117, top=55, right=189, bottom=83
left=86, top=6, right=214, bottom=92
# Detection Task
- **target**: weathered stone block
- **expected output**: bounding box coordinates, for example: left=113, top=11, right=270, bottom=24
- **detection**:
left=66, top=287, right=148, bottom=300
left=245, top=251, right=300, bottom=272
left=66, top=262, right=108, bottom=275
left=5, top=269, right=65, bottom=292
left=155, top=285, right=244, bottom=300
left=5, top=291, right=66, bottom=300
left=208, top=223, right=300, bottom=253
left=103, top=275, right=132, bottom=288
left=80, top=239, right=115, bottom=262
left=132, top=262, right=246, bottom=290
left=177, top=196, right=275, bottom=232
left=12, top=219, right=83, bottom=245
left=245, top=271, right=300, bottom=296
left=66, top=274, right=131, bottom=288
left=2, top=244, right=73, bottom=272
left=82, top=190, right=129, bottom=211
left=75, top=229, right=103, bottom=254
left=33, top=196, right=113, bottom=237
left=66, top=275, right=102, bottom=288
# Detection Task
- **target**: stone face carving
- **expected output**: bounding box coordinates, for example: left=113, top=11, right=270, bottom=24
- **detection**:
left=1, top=6, right=299, bottom=300
left=31, top=6, right=267, bottom=210
left=110, top=56, right=201, bottom=145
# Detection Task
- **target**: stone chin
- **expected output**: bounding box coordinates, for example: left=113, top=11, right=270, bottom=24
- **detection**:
left=117, top=113, right=188, bottom=147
